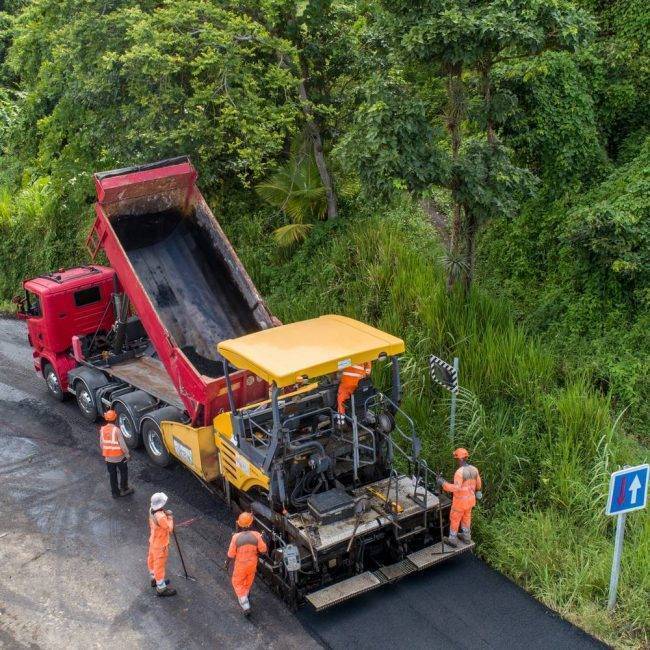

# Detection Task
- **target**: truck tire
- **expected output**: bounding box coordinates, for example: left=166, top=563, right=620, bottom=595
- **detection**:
left=114, top=402, right=141, bottom=449
left=75, top=381, right=98, bottom=422
left=142, top=419, right=172, bottom=467
left=43, top=363, right=65, bottom=402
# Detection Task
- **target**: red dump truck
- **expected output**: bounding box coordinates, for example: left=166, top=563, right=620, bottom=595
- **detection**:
left=17, top=157, right=471, bottom=610
left=18, top=157, right=275, bottom=463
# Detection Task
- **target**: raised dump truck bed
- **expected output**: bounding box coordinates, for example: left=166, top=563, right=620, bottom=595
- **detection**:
left=111, top=206, right=262, bottom=376
left=101, top=356, right=185, bottom=410
left=88, top=157, right=274, bottom=423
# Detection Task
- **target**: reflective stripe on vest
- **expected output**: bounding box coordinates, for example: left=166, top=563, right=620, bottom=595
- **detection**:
left=149, top=510, right=171, bottom=549
left=100, top=424, right=123, bottom=458
left=342, top=364, right=370, bottom=378
left=232, top=531, right=262, bottom=563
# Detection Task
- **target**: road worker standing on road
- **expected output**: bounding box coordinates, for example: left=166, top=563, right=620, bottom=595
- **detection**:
left=99, top=409, right=134, bottom=498
left=148, top=492, right=177, bottom=597
left=227, top=512, right=267, bottom=615
left=437, top=448, right=482, bottom=547
left=336, top=361, right=371, bottom=424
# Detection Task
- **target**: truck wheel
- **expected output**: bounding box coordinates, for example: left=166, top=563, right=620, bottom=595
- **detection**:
left=43, top=364, right=65, bottom=402
left=142, top=420, right=172, bottom=467
left=114, top=402, right=141, bottom=449
left=75, top=382, right=98, bottom=422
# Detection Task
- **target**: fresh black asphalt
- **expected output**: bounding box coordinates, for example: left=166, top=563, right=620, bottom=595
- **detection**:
left=0, top=317, right=607, bottom=649
left=298, top=552, right=605, bottom=649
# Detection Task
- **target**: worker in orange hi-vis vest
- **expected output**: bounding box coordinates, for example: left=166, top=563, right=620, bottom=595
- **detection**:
left=336, top=361, right=371, bottom=424
left=99, top=409, right=134, bottom=498
left=227, top=512, right=267, bottom=615
left=148, top=492, right=177, bottom=597
left=436, top=448, right=483, bottom=547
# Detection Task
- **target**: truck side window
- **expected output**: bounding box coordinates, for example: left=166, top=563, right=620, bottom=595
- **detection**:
left=74, top=286, right=101, bottom=307
left=26, top=291, right=41, bottom=317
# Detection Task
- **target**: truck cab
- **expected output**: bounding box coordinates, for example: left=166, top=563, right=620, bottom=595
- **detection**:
left=16, top=266, right=116, bottom=396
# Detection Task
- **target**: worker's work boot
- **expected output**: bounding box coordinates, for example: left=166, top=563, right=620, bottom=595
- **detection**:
left=443, top=534, right=458, bottom=548
left=457, top=529, right=472, bottom=544
left=151, top=577, right=170, bottom=588
left=238, top=595, right=251, bottom=616
left=119, top=487, right=134, bottom=497
left=156, top=584, right=177, bottom=597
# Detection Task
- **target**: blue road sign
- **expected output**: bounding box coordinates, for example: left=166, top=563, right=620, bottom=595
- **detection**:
left=606, top=464, right=649, bottom=516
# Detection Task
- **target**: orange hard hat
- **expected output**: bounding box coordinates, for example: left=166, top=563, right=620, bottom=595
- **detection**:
left=453, top=447, right=469, bottom=459
left=104, top=409, right=117, bottom=422
left=237, top=512, right=254, bottom=528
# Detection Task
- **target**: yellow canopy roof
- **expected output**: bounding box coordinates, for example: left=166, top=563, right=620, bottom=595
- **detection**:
left=218, top=315, right=405, bottom=388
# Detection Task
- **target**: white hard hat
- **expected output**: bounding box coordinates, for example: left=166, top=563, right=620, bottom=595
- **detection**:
left=150, top=492, right=168, bottom=511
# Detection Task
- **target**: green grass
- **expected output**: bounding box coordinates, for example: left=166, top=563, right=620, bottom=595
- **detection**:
left=0, top=299, right=14, bottom=314
left=223, top=197, right=649, bottom=648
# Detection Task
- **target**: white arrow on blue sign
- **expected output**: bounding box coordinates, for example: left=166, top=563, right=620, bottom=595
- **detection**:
left=606, top=464, right=649, bottom=516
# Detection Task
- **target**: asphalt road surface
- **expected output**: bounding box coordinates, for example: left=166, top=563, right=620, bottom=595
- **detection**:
left=0, top=317, right=606, bottom=650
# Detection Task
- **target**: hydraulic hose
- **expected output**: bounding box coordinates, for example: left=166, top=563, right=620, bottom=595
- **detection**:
left=286, top=439, right=325, bottom=457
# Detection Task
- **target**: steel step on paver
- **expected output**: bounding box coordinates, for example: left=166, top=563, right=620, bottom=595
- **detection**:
left=306, top=571, right=387, bottom=611
left=306, top=540, right=475, bottom=611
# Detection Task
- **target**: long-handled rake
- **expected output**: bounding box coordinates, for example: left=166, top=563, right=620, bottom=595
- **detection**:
left=173, top=529, right=197, bottom=582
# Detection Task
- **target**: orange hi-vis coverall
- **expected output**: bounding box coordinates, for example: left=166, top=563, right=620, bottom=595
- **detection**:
left=337, top=362, right=371, bottom=415
left=227, top=530, right=267, bottom=599
left=443, top=464, right=482, bottom=535
left=148, top=509, right=174, bottom=585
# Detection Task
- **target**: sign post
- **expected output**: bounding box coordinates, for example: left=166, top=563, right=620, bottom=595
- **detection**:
left=605, top=463, right=649, bottom=611
left=449, top=357, right=459, bottom=439
left=428, top=355, right=459, bottom=439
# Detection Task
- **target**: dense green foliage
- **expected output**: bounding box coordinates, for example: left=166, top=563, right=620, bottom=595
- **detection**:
left=0, top=0, right=647, bottom=646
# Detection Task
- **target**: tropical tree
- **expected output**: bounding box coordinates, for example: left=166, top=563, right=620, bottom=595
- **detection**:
left=379, top=0, right=594, bottom=289
left=242, top=0, right=363, bottom=220
left=3, top=0, right=301, bottom=191
left=256, top=137, right=327, bottom=246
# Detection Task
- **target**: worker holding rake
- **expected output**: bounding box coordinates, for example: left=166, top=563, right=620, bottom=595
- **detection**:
left=437, top=448, right=482, bottom=547
left=227, top=512, right=267, bottom=615
left=148, top=492, right=177, bottom=597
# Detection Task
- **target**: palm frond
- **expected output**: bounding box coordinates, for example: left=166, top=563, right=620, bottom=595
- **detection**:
left=256, top=144, right=327, bottom=247
left=273, top=222, right=314, bottom=247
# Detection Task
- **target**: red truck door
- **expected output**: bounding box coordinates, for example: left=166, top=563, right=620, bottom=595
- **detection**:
left=24, top=289, right=47, bottom=353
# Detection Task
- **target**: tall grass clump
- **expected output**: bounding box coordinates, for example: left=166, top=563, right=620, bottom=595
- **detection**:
left=0, top=176, right=93, bottom=300
left=223, top=197, right=649, bottom=648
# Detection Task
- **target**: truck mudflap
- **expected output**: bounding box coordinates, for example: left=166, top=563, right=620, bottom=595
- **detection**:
left=305, top=539, right=475, bottom=611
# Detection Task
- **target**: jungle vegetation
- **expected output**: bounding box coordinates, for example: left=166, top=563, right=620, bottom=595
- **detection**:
left=0, top=1, right=647, bottom=645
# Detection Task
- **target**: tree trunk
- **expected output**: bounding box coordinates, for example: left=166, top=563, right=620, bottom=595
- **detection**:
left=461, top=63, right=495, bottom=292
left=298, top=77, right=338, bottom=220
left=445, top=69, right=464, bottom=291
left=463, top=209, right=478, bottom=292
left=481, top=63, right=496, bottom=148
